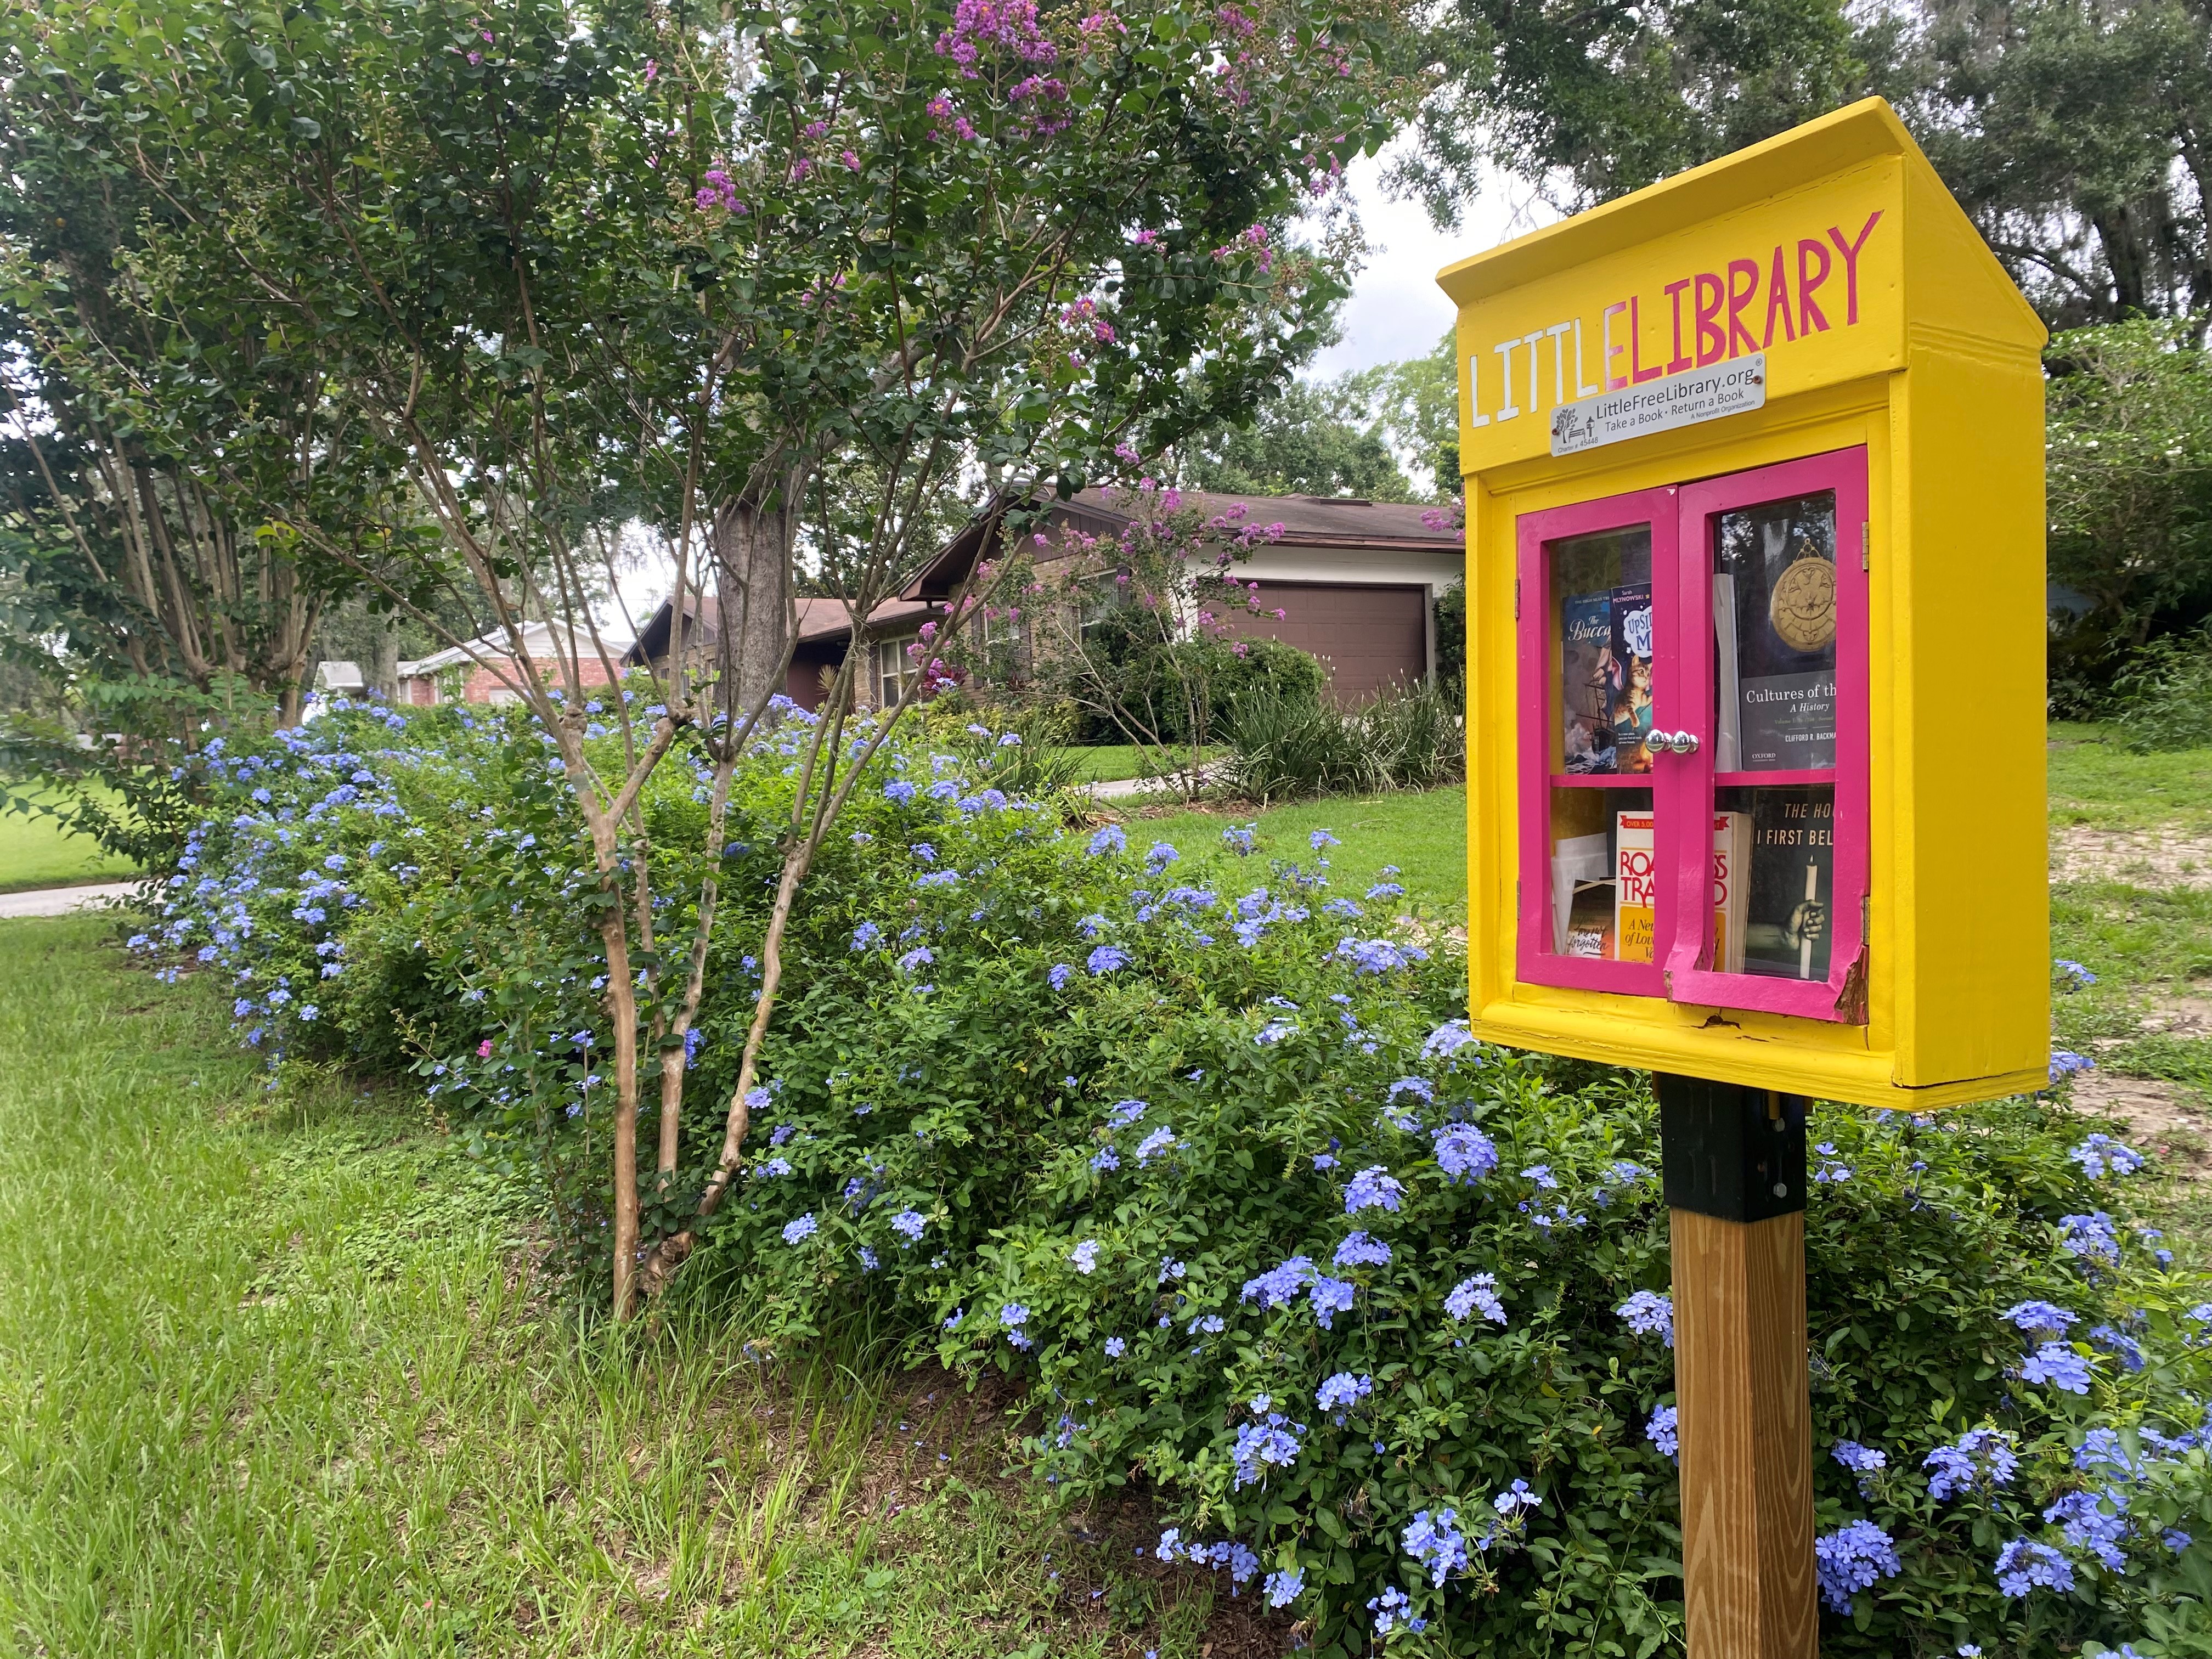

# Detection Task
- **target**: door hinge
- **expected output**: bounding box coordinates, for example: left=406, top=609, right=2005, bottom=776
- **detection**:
left=1515, top=878, right=1521, bottom=919
left=1860, top=521, right=1870, bottom=572
left=1514, top=577, right=1521, bottom=619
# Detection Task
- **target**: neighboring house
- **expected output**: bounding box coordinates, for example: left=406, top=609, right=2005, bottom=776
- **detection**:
left=395, top=622, right=633, bottom=707
left=624, top=592, right=949, bottom=713
left=907, top=488, right=1464, bottom=701
left=314, top=661, right=366, bottom=695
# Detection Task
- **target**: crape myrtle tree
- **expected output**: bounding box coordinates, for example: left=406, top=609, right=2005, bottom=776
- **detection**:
left=42, top=0, right=1405, bottom=1312
left=0, top=41, right=436, bottom=867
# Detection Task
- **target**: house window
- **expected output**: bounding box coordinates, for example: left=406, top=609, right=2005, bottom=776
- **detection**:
left=875, top=634, right=919, bottom=707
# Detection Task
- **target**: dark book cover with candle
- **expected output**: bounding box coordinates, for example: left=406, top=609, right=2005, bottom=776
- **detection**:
left=1742, top=787, right=1835, bottom=980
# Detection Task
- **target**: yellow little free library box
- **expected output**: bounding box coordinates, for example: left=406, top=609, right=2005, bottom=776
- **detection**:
left=1440, top=98, right=2050, bottom=1109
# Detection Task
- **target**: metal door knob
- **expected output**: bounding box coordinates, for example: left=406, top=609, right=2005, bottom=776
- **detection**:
left=1648, top=729, right=1701, bottom=754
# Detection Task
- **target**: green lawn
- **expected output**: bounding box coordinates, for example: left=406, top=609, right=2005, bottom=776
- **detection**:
left=0, top=916, right=1253, bottom=1658
left=0, top=786, right=138, bottom=894
left=1132, top=787, right=1468, bottom=919
left=1065, top=744, right=1220, bottom=784
left=2050, top=720, right=2212, bottom=834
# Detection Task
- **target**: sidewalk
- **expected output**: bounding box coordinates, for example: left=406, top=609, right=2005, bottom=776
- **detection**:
left=0, top=882, right=141, bottom=919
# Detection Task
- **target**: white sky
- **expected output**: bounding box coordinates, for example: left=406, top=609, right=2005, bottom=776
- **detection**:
left=1306, top=147, right=1561, bottom=379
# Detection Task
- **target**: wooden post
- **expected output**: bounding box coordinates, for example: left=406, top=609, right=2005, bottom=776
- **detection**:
left=1658, top=1076, right=1819, bottom=1659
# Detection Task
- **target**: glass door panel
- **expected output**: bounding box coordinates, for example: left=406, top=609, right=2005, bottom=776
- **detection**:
left=1516, top=488, right=1679, bottom=996
left=1668, top=452, right=1868, bottom=1021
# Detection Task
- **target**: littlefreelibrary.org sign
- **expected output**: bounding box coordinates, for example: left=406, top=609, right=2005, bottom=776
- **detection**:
left=1549, top=356, right=1767, bottom=457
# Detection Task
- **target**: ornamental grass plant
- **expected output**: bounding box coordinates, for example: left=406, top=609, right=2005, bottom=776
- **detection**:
left=131, top=691, right=2212, bottom=1658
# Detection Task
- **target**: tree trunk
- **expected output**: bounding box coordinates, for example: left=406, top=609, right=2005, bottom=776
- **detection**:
left=711, top=493, right=793, bottom=716
left=370, top=616, right=401, bottom=703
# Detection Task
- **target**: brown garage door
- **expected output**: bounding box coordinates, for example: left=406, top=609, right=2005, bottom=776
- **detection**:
left=1217, top=582, right=1430, bottom=703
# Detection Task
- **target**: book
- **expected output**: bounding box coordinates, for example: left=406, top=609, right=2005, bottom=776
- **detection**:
left=1564, top=880, right=1616, bottom=960
left=1561, top=592, right=1616, bottom=774
left=1741, top=788, right=1835, bottom=980
left=1611, top=812, right=1750, bottom=970
left=1718, top=505, right=1838, bottom=771
left=1613, top=811, right=1657, bottom=963
left=1712, top=574, right=1742, bottom=772
left=1710, top=810, right=1750, bottom=973
left=1609, top=583, right=1655, bottom=772
left=1551, top=830, right=1611, bottom=955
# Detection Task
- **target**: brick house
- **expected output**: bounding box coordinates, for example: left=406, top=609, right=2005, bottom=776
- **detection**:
left=395, top=622, right=631, bottom=707
left=907, top=488, right=1464, bottom=702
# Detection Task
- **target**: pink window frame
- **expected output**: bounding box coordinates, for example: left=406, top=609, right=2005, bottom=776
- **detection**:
left=1663, top=447, right=1869, bottom=1022
left=1514, top=486, right=1681, bottom=996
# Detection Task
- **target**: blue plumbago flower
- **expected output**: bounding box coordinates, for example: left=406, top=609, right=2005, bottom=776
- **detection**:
left=2078, top=1425, right=2159, bottom=1482
left=1104, top=1336, right=1126, bottom=1357
left=1089, top=1144, right=1121, bottom=1172
left=1146, top=842, right=1179, bottom=872
left=1334, top=1231, right=1392, bottom=1269
left=1222, top=822, right=1257, bottom=856
left=1049, top=963, right=1075, bottom=989
left=883, top=780, right=917, bottom=804
left=684, top=1028, right=704, bottom=1064
left=1087, top=945, right=1132, bottom=975
left=1813, top=1139, right=1853, bottom=1182
left=998, top=1302, right=1032, bottom=1350
left=1401, top=1508, right=1468, bottom=1585
left=1617, top=1289, right=1675, bottom=1347
left=1424, top=1019, right=1475, bottom=1059
left=1232, top=1413, right=1305, bottom=1487
left=859, top=1246, right=879, bottom=1271
left=1994, top=1537, right=2075, bottom=1597
left=1070, top=1239, right=1101, bottom=1274
left=1187, top=1313, right=1226, bottom=1335
left=1925, top=1427, right=2021, bottom=1500
left=2045, top=1491, right=2130, bottom=1570
left=1344, top=1165, right=1406, bottom=1214
left=910, top=842, right=937, bottom=865
left=1368, top=1584, right=1425, bottom=1636
left=2059, top=1211, right=2123, bottom=1266
left=1322, top=898, right=1364, bottom=919
left=1521, top=1163, right=1559, bottom=1190
left=1433, top=1122, right=1500, bottom=1184
left=896, top=945, right=934, bottom=973
left=1308, top=1275, right=1355, bottom=1329
left=1446, top=1273, right=1507, bottom=1325
left=769, top=1122, right=797, bottom=1146
left=1240, top=1255, right=1317, bottom=1308
left=1087, top=824, right=1127, bottom=857
left=2089, top=1323, right=2147, bottom=1372
left=1109, top=1099, right=1148, bottom=1125
left=1263, top=1566, right=1305, bottom=1608
left=2071, top=1133, right=2146, bottom=1178
left=1255, top=1017, right=1296, bottom=1045
left=2055, top=958, right=2098, bottom=986
left=757, top=1157, right=794, bottom=1178
left=1814, top=1520, right=1901, bottom=1613
left=1134, top=1126, right=1177, bottom=1164
left=2019, top=1340, right=2094, bottom=1393
left=916, top=870, right=961, bottom=889
left=1647, top=1404, right=1679, bottom=1461
left=1159, top=1257, right=1187, bottom=1283
left=1331, top=936, right=1429, bottom=974
left=1833, top=1440, right=1887, bottom=1493
left=782, top=1213, right=819, bottom=1244
left=1367, top=881, right=1406, bottom=899
left=1387, top=1076, right=1435, bottom=1104
left=1310, top=830, right=1340, bottom=851
left=1312, top=1153, right=1338, bottom=1170
left=1316, top=1372, right=1374, bottom=1414
left=2004, top=1300, right=2078, bottom=1336
left=891, top=1209, right=927, bottom=1243
left=2049, top=1048, right=2097, bottom=1081
left=1078, top=912, right=1110, bottom=938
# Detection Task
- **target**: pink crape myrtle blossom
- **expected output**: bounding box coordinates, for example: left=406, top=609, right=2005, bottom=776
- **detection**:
left=695, top=168, right=746, bottom=214
left=936, top=0, right=1058, bottom=76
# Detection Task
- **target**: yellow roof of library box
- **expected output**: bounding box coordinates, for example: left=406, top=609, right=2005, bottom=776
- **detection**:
left=1435, top=98, right=2045, bottom=477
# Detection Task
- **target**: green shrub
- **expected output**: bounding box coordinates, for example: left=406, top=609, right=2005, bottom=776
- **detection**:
left=1220, top=682, right=1383, bottom=800
left=134, top=695, right=2212, bottom=1658
left=2111, top=627, right=2212, bottom=752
